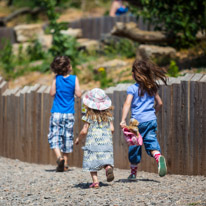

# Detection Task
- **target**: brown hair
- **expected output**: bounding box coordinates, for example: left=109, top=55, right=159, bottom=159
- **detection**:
left=132, top=59, right=167, bottom=96
left=84, top=105, right=113, bottom=123
left=50, top=56, right=71, bottom=76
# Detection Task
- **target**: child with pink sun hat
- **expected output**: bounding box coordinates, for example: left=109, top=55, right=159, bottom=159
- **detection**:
left=75, top=88, right=114, bottom=188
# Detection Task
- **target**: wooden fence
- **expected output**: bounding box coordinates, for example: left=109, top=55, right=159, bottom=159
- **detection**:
left=69, top=15, right=152, bottom=40
left=0, top=15, right=151, bottom=48
left=0, top=73, right=206, bottom=176
left=0, top=27, right=16, bottom=49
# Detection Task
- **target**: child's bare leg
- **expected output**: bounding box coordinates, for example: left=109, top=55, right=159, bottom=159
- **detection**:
left=89, top=172, right=99, bottom=188
left=90, top=172, right=98, bottom=183
left=53, top=148, right=64, bottom=172
left=53, top=148, right=62, bottom=159
left=63, top=153, right=69, bottom=165
left=151, top=150, right=159, bottom=156
left=104, top=165, right=112, bottom=170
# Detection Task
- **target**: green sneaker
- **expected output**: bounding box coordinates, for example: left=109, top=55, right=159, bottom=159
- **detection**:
left=128, top=174, right=136, bottom=181
left=158, top=155, right=167, bottom=177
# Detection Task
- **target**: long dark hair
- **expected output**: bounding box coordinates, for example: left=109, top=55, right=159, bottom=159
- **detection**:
left=132, top=59, right=167, bottom=96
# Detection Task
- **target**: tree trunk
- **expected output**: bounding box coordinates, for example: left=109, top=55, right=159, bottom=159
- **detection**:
left=111, top=22, right=206, bottom=44
left=111, top=22, right=169, bottom=44
left=0, top=7, right=45, bottom=27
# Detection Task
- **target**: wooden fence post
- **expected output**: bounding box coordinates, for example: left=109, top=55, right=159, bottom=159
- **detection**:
left=36, top=85, right=48, bottom=164
left=8, top=88, right=20, bottom=159
left=199, top=75, right=206, bottom=175
left=0, top=80, right=8, bottom=156
left=19, top=86, right=30, bottom=162
left=42, top=86, right=53, bottom=164
left=179, top=73, right=194, bottom=174
left=2, top=89, right=10, bottom=157
left=189, top=74, right=204, bottom=175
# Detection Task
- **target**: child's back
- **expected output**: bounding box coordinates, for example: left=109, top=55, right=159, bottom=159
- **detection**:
left=51, top=75, right=76, bottom=113
left=48, top=56, right=81, bottom=172
left=127, top=83, right=156, bottom=123
left=82, top=115, right=114, bottom=171
left=120, top=59, right=167, bottom=179
left=75, top=88, right=114, bottom=188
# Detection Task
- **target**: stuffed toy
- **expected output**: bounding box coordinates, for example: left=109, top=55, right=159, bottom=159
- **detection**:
left=122, top=118, right=143, bottom=146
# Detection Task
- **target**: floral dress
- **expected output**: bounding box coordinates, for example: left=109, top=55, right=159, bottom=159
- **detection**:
left=82, top=115, right=114, bottom=172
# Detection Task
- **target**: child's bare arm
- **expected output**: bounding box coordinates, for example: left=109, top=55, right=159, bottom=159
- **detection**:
left=50, top=78, right=56, bottom=97
left=109, top=1, right=118, bottom=17
left=75, top=123, right=89, bottom=145
left=120, top=94, right=133, bottom=128
left=75, top=77, right=81, bottom=98
left=110, top=121, right=114, bottom=134
left=154, top=93, right=163, bottom=113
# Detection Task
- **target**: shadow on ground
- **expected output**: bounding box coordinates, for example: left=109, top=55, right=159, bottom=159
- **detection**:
left=73, top=182, right=110, bottom=189
left=115, top=178, right=160, bottom=183
left=44, top=168, right=74, bottom=172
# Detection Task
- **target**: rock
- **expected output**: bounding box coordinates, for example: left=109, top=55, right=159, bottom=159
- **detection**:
left=111, top=22, right=168, bottom=44
left=38, top=34, right=52, bottom=50
left=136, top=44, right=176, bottom=64
left=28, top=60, right=43, bottom=68
left=60, top=28, right=82, bottom=38
left=95, top=59, right=128, bottom=72
left=100, top=33, right=123, bottom=44
left=77, top=38, right=99, bottom=52
left=14, top=24, right=44, bottom=43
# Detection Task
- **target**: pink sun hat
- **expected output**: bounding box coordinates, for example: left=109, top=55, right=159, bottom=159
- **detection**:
left=83, top=88, right=112, bottom=110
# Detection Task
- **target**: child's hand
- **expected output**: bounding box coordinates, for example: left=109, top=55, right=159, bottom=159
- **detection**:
left=75, top=137, right=80, bottom=145
left=120, top=120, right=126, bottom=128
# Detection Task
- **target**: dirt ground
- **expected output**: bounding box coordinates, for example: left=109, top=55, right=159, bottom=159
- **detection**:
left=0, top=157, right=206, bottom=206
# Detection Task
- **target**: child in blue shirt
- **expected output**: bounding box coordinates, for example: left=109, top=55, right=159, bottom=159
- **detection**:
left=120, top=59, right=167, bottom=180
left=48, top=56, right=81, bottom=172
left=109, top=0, right=129, bottom=17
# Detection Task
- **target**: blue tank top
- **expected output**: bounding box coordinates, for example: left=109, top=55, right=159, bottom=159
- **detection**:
left=51, top=75, right=76, bottom=114
left=115, top=6, right=128, bottom=15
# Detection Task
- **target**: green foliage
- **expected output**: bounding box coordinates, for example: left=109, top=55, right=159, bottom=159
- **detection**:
left=10, top=1, right=40, bottom=8
left=95, top=67, right=112, bottom=89
left=104, top=38, right=137, bottom=58
left=167, top=60, right=179, bottom=77
left=40, top=0, right=81, bottom=74
left=0, top=39, right=14, bottom=75
left=130, top=1, right=206, bottom=48
left=26, top=40, right=47, bottom=61
left=51, top=35, right=80, bottom=74
left=0, top=38, right=53, bottom=79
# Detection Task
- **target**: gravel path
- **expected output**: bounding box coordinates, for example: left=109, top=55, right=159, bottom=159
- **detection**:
left=0, top=157, right=205, bottom=206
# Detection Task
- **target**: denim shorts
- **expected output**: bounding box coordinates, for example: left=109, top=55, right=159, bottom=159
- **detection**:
left=48, top=113, right=75, bottom=153
left=128, top=119, right=161, bottom=165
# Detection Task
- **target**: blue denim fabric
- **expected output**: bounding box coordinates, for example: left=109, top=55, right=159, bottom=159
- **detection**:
left=128, top=119, right=161, bottom=165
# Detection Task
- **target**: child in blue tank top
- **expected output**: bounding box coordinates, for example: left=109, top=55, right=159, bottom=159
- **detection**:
left=109, top=0, right=129, bottom=17
left=120, top=59, right=167, bottom=180
left=48, top=56, right=81, bottom=172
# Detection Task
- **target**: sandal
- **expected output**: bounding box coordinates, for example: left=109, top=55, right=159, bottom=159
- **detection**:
left=106, top=167, right=114, bottom=182
left=89, top=182, right=99, bottom=189
left=56, top=157, right=65, bottom=172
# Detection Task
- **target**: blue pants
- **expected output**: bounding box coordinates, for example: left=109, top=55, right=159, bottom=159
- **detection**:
left=128, top=120, right=161, bottom=165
